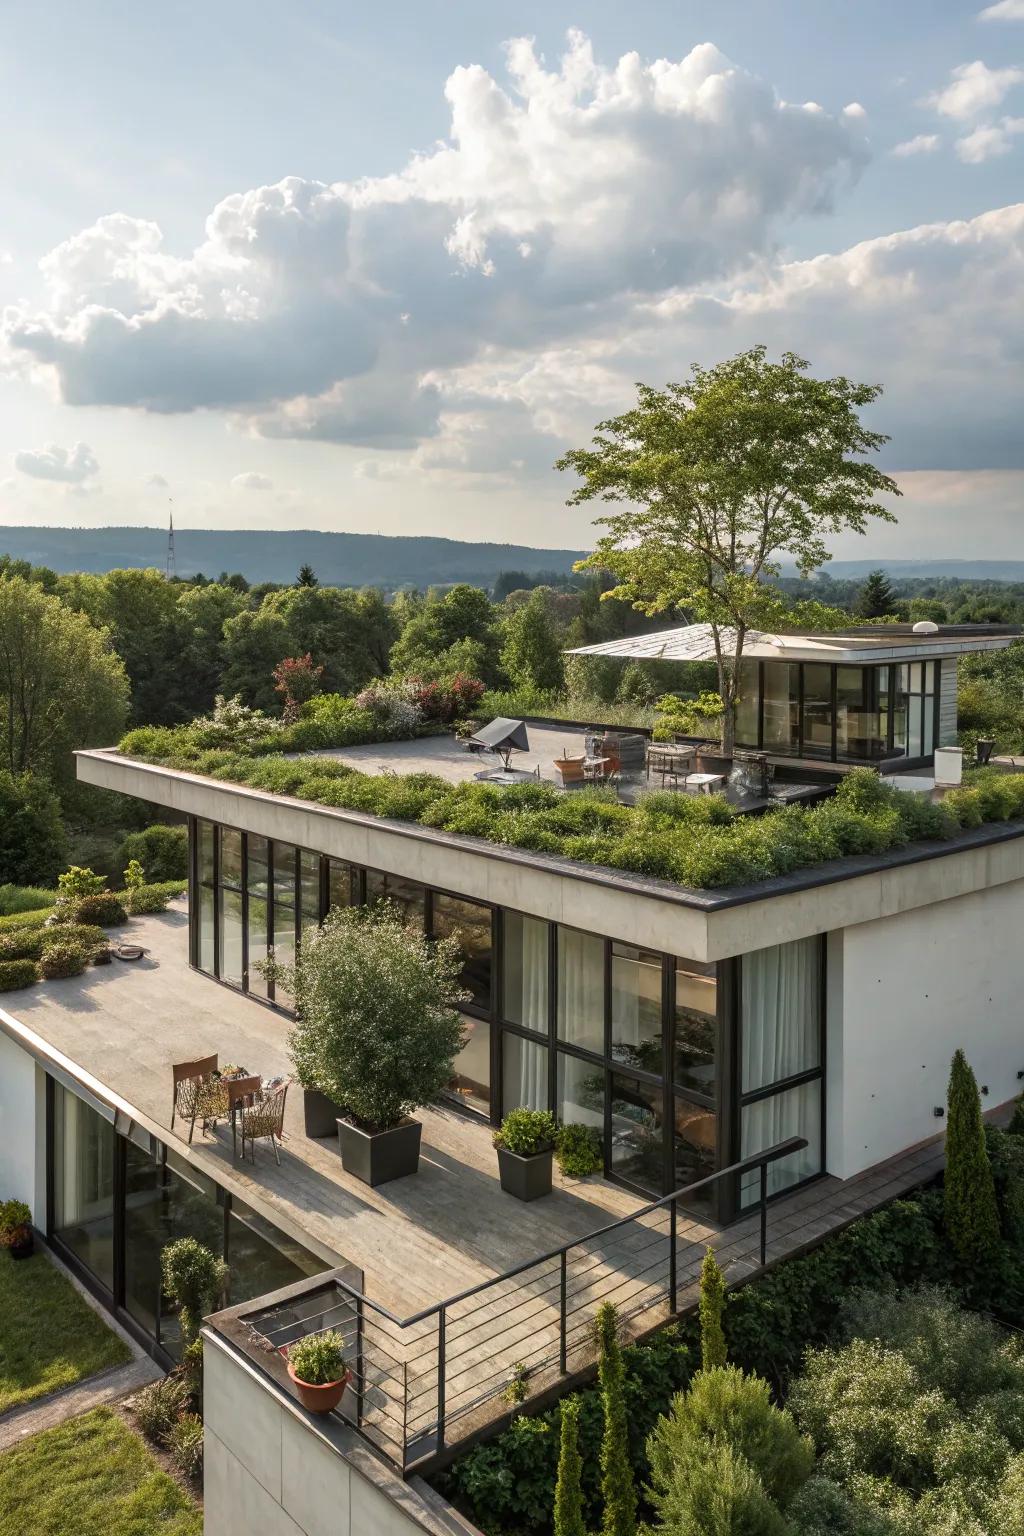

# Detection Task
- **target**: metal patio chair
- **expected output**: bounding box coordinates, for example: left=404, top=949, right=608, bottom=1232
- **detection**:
left=239, top=1079, right=290, bottom=1165
left=171, top=1054, right=229, bottom=1144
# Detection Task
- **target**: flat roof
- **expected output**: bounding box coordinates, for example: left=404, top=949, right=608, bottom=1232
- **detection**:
left=566, top=621, right=1021, bottom=665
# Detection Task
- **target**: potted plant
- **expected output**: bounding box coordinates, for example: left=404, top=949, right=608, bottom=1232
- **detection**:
left=0, top=1198, right=34, bottom=1259
left=272, top=903, right=468, bottom=1187
left=494, top=1108, right=558, bottom=1201
left=284, top=1330, right=349, bottom=1415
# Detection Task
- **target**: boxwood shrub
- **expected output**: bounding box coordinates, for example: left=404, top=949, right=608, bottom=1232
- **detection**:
left=72, top=892, right=127, bottom=927
left=0, top=906, right=53, bottom=932
left=41, top=923, right=105, bottom=957
left=0, top=928, right=44, bottom=962
left=0, top=958, right=39, bottom=991
left=39, top=941, right=88, bottom=980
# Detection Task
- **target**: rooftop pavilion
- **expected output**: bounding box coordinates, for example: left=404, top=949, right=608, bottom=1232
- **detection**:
left=565, top=619, right=1022, bottom=664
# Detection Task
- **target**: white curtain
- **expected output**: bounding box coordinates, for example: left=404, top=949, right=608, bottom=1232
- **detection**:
left=506, top=1033, right=548, bottom=1112
left=741, top=937, right=820, bottom=1093
left=503, top=914, right=549, bottom=1033
left=741, top=1082, right=821, bottom=1201
left=557, top=928, right=604, bottom=1055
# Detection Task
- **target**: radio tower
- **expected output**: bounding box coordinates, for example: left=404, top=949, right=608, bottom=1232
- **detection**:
left=166, top=503, right=177, bottom=580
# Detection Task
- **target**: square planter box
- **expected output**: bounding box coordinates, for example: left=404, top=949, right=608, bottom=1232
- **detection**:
left=337, top=1117, right=422, bottom=1187
left=303, top=1088, right=347, bottom=1138
left=497, top=1145, right=553, bottom=1202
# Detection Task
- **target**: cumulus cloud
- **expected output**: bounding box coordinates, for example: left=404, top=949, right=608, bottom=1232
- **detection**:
left=891, top=133, right=941, bottom=156
left=231, top=471, right=274, bottom=491
left=926, top=59, right=1024, bottom=118
left=956, top=115, right=1024, bottom=159
left=842, top=101, right=867, bottom=118
left=979, top=0, right=1024, bottom=19
left=2, top=32, right=866, bottom=443
left=13, top=441, right=99, bottom=483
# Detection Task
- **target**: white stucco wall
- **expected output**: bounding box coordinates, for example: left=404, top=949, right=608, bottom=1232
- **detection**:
left=828, top=877, right=1024, bottom=1178
left=0, top=1029, right=43, bottom=1220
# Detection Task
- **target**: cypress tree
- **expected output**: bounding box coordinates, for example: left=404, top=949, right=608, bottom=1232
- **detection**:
left=595, top=1302, right=637, bottom=1536
left=554, top=1395, right=586, bottom=1536
left=699, top=1247, right=727, bottom=1370
left=944, top=1048, right=1002, bottom=1270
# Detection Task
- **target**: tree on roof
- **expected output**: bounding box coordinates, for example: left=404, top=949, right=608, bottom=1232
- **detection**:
left=558, top=348, right=900, bottom=753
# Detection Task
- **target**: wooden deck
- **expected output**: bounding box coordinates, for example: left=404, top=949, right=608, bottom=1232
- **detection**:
left=3, top=899, right=952, bottom=1459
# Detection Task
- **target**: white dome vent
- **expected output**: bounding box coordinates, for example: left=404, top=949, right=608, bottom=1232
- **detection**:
left=912, top=620, right=940, bottom=635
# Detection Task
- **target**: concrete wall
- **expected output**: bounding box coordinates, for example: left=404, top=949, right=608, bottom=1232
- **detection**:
left=0, top=1029, right=44, bottom=1221
left=829, top=876, right=1024, bottom=1178
left=203, top=1333, right=479, bottom=1536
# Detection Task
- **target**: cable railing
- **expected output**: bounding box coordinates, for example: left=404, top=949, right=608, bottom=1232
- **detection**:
left=248, top=1135, right=806, bottom=1472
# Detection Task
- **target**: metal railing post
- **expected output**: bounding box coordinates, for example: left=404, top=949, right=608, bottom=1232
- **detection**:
left=669, top=1197, right=677, bottom=1313
left=759, top=1160, right=769, bottom=1266
left=436, top=1306, right=447, bottom=1453
left=559, top=1252, right=568, bottom=1374
left=402, top=1361, right=408, bottom=1472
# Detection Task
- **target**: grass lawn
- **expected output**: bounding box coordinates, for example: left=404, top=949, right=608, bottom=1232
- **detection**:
left=0, top=1407, right=201, bottom=1535
left=0, top=1250, right=130, bottom=1414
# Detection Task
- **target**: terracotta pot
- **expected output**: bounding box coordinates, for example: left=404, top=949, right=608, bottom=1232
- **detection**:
left=285, top=1360, right=351, bottom=1414
left=6, top=1226, right=34, bottom=1260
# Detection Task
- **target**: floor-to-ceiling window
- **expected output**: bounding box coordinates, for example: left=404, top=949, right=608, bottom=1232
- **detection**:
left=738, top=936, right=824, bottom=1205
left=52, top=1083, right=115, bottom=1292
left=49, top=1079, right=329, bottom=1362
left=737, top=661, right=940, bottom=763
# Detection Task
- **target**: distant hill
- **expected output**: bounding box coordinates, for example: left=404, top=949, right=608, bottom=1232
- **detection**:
left=817, top=559, right=1024, bottom=582
left=0, top=526, right=589, bottom=587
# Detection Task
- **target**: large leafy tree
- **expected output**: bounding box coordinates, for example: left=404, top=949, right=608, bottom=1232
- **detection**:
left=0, top=771, right=66, bottom=886
left=0, top=576, right=129, bottom=786
left=389, top=583, right=503, bottom=685
left=559, top=348, right=900, bottom=751
left=59, top=567, right=189, bottom=726
left=501, top=588, right=565, bottom=694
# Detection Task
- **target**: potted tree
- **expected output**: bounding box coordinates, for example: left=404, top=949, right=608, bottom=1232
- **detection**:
left=275, top=903, right=468, bottom=1187
left=283, top=1330, right=350, bottom=1415
left=494, top=1109, right=558, bottom=1201
left=0, top=1199, right=33, bottom=1260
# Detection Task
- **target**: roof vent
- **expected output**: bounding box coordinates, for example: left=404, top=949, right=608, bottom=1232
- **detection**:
left=912, top=620, right=940, bottom=635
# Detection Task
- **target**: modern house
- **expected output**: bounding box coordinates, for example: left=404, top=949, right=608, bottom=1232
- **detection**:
left=1, top=621, right=1022, bottom=1533
left=568, top=620, right=1018, bottom=768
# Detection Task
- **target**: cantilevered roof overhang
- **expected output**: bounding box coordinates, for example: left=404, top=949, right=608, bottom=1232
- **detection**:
left=564, top=622, right=1020, bottom=666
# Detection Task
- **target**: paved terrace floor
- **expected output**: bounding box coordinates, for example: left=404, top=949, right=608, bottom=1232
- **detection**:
left=2, top=901, right=949, bottom=1453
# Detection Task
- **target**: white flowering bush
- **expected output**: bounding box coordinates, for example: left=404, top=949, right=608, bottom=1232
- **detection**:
left=190, top=694, right=282, bottom=749
left=276, top=902, right=468, bottom=1131
left=353, top=679, right=423, bottom=738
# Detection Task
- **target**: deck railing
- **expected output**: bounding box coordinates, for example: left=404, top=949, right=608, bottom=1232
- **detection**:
left=250, top=1135, right=806, bottom=1472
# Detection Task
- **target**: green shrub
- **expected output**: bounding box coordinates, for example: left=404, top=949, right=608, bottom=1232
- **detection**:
left=554, top=1397, right=586, bottom=1536
left=0, top=958, right=39, bottom=991
left=161, top=1237, right=228, bottom=1346
left=0, top=773, right=66, bottom=888
left=123, top=859, right=145, bottom=891
left=39, top=941, right=87, bottom=980
left=944, top=1049, right=1003, bottom=1277
left=167, top=1411, right=204, bottom=1480
left=117, top=824, right=188, bottom=883
left=55, top=865, right=106, bottom=909
left=494, top=1108, right=558, bottom=1156
left=0, top=928, right=44, bottom=962
left=41, top=923, right=105, bottom=955
left=125, top=883, right=173, bottom=916
left=0, top=884, right=58, bottom=917
left=646, top=1434, right=791, bottom=1536
left=986, top=1125, right=1024, bottom=1248
left=596, top=1303, right=637, bottom=1536
left=789, top=1475, right=892, bottom=1535
left=287, top=1330, right=346, bottom=1385
left=0, top=1198, right=32, bottom=1238
left=73, top=891, right=127, bottom=927
left=131, top=1373, right=191, bottom=1443
left=0, top=906, right=53, bottom=932
left=556, top=1123, right=602, bottom=1177
left=699, top=1248, right=727, bottom=1371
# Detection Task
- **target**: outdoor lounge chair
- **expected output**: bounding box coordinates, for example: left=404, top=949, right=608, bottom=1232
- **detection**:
left=239, top=1079, right=290, bottom=1165
left=171, top=1054, right=229, bottom=1144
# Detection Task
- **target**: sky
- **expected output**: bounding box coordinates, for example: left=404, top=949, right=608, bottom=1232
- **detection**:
left=1, top=0, right=1023, bottom=560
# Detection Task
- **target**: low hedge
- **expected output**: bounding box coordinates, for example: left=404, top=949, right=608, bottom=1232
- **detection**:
left=39, top=941, right=88, bottom=980
left=433, top=1191, right=990, bottom=1535
left=0, top=958, right=39, bottom=991
left=72, top=891, right=127, bottom=927
left=125, top=882, right=176, bottom=915
left=0, top=928, right=44, bottom=962
left=42, top=924, right=105, bottom=956
left=0, top=906, right=53, bottom=933
left=113, top=712, right=1024, bottom=890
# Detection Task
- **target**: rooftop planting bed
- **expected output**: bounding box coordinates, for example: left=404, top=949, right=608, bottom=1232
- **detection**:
left=117, top=718, right=1024, bottom=890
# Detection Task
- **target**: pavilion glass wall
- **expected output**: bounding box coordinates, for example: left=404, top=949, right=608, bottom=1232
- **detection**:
left=735, top=660, right=940, bottom=763
left=188, top=818, right=826, bottom=1207
left=49, top=1077, right=329, bottom=1362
